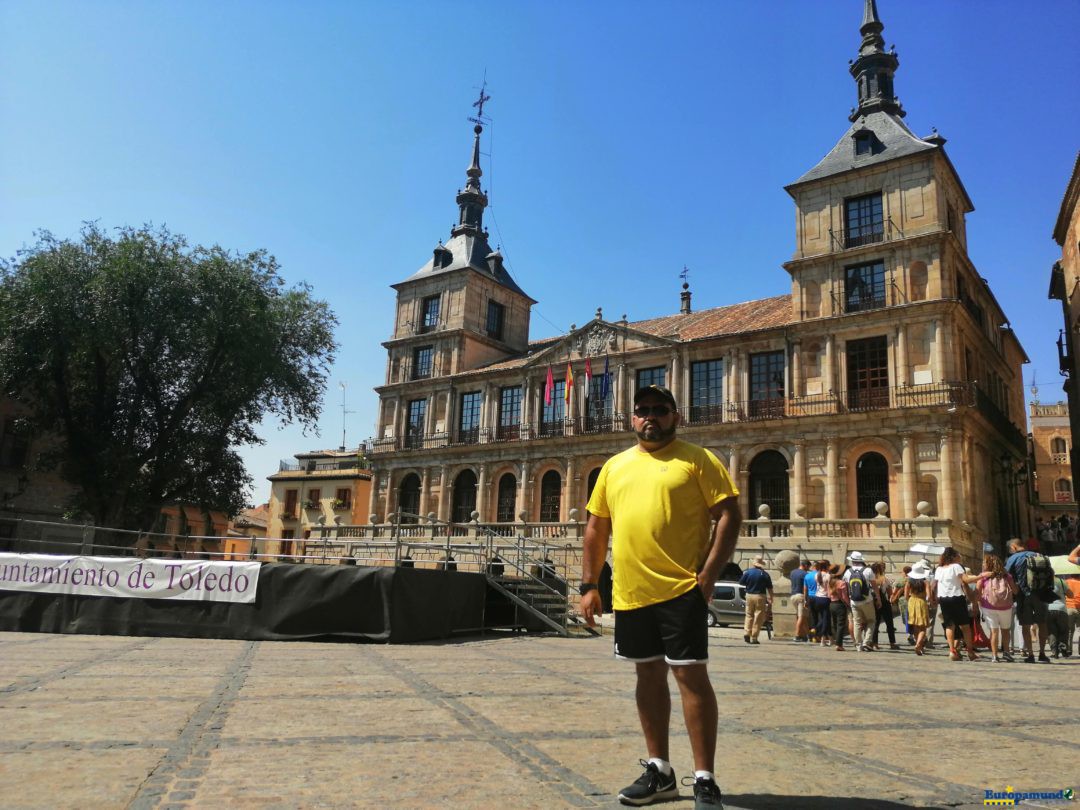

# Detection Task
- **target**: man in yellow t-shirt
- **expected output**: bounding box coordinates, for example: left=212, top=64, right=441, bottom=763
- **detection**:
left=581, top=385, right=740, bottom=809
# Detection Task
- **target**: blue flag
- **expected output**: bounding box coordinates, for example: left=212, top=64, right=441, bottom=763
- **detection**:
left=601, top=354, right=610, bottom=401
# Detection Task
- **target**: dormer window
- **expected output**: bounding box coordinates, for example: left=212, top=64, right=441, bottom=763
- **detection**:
left=854, top=131, right=874, bottom=156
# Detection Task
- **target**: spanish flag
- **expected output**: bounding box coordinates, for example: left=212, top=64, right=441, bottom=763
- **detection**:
left=584, top=357, right=593, bottom=398
left=564, top=363, right=574, bottom=404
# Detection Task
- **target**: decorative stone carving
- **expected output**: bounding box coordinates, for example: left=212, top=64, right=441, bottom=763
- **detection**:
left=573, top=324, right=616, bottom=357
left=775, top=549, right=801, bottom=576
left=917, top=442, right=939, bottom=461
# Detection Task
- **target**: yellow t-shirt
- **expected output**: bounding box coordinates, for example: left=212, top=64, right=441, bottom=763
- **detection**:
left=586, top=438, right=739, bottom=611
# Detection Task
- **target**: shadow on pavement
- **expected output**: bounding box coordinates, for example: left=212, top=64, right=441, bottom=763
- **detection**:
left=727, top=796, right=946, bottom=810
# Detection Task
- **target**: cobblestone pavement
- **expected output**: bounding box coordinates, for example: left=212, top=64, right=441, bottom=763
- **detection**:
left=0, top=625, right=1076, bottom=809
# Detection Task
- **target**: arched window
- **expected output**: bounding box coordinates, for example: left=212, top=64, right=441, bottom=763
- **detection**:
left=539, top=470, right=562, bottom=522
left=496, top=473, right=517, bottom=522
left=748, top=450, right=790, bottom=520
left=452, top=469, right=478, bottom=524
left=398, top=473, right=421, bottom=523
left=1051, top=437, right=1068, bottom=456
left=856, top=452, right=889, bottom=519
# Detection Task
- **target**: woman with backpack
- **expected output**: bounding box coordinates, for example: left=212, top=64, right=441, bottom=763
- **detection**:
left=975, top=553, right=1018, bottom=663
left=828, top=564, right=850, bottom=651
left=934, top=547, right=983, bottom=661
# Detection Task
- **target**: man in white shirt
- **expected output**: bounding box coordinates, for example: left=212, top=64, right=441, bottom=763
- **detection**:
left=843, top=551, right=880, bottom=651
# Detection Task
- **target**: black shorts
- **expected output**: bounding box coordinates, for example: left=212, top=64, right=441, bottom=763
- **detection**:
left=938, top=595, right=970, bottom=630
left=614, top=587, right=708, bottom=665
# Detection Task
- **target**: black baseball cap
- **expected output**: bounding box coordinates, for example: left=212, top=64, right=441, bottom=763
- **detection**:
left=633, top=385, right=677, bottom=410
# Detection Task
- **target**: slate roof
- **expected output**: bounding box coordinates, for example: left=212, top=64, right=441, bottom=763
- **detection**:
left=788, top=111, right=938, bottom=189
left=395, top=232, right=534, bottom=301
left=461, top=294, right=793, bottom=376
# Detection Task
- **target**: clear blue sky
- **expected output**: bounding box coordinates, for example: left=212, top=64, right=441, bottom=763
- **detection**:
left=2, top=1, right=1078, bottom=505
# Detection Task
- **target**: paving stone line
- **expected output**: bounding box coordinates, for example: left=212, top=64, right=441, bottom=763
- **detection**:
left=365, top=647, right=609, bottom=808
left=0, top=638, right=155, bottom=695
left=125, top=640, right=257, bottom=810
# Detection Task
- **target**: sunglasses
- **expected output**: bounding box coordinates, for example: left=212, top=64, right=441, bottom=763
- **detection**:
left=633, top=404, right=674, bottom=418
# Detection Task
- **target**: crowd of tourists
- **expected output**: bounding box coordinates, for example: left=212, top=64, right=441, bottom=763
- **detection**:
left=776, top=540, right=1080, bottom=662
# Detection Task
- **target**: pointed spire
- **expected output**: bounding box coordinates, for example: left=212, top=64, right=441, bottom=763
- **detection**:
left=849, top=0, right=903, bottom=121
left=452, top=84, right=491, bottom=237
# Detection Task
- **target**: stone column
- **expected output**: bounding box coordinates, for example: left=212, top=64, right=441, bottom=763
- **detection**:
left=669, top=352, right=680, bottom=404
left=825, top=436, right=841, bottom=519
left=900, top=433, right=915, bottom=518
left=896, top=323, right=909, bottom=388
left=444, top=389, right=454, bottom=439
left=939, top=430, right=959, bottom=522
left=368, top=470, right=381, bottom=522
left=477, top=463, right=488, bottom=521
left=438, top=465, right=450, bottom=522
left=933, top=318, right=946, bottom=384
left=616, top=363, right=627, bottom=415
left=825, top=334, right=836, bottom=394
left=385, top=469, right=398, bottom=519
left=424, top=394, right=436, bottom=436
left=791, top=341, right=803, bottom=398
left=519, top=461, right=532, bottom=521
left=521, top=376, right=532, bottom=429
left=792, top=440, right=806, bottom=515
left=419, top=467, right=430, bottom=517
left=564, top=458, right=576, bottom=521
left=479, top=383, right=492, bottom=438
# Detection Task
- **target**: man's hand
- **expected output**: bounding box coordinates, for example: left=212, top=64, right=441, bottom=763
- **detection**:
left=580, top=589, right=603, bottom=627
left=697, top=570, right=714, bottom=602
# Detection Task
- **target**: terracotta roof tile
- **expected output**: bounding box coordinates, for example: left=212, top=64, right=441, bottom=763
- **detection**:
left=630, top=294, right=793, bottom=340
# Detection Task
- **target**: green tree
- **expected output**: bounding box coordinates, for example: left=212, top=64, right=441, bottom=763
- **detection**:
left=0, top=223, right=338, bottom=530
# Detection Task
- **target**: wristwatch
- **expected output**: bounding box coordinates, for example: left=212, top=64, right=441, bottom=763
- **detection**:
left=578, top=582, right=598, bottom=596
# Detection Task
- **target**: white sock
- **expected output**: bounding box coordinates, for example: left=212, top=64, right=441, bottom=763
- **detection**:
left=648, top=758, right=672, bottom=776
left=695, top=770, right=715, bottom=782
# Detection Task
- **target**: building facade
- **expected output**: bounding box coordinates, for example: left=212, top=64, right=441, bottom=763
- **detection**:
left=266, top=448, right=373, bottom=557
left=1048, top=152, right=1080, bottom=499
left=367, top=1, right=1029, bottom=556
left=1029, top=400, right=1075, bottom=521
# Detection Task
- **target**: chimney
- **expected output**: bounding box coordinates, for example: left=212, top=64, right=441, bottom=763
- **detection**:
left=680, top=282, right=692, bottom=314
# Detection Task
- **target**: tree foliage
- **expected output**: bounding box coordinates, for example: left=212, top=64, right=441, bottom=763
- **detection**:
left=0, top=224, right=338, bottom=530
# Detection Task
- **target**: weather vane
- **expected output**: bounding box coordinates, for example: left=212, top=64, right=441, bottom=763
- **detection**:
left=468, top=76, right=491, bottom=126
left=680, top=266, right=690, bottom=283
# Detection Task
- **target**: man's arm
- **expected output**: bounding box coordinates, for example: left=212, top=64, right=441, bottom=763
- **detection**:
left=580, top=512, right=611, bottom=627
left=697, top=496, right=742, bottom=598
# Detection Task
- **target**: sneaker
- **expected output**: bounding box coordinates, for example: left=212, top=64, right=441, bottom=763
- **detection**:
left=991, top=656, right=1001, bottom=663
left=1002, top=652, right=1015, bottom=663
left=1023, top=654, right=1036, bottom=664
left=618, top=761, right=678, bottom=806
left=1038, top=653, right=1051, bottom=664
left=690, top=776, right=725, bottom=809
left=743, top=635, right=751, bottom=644
left=750, top=638, right=760, bottom=645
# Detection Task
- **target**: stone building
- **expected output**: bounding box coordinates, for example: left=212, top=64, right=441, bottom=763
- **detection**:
left=266, top=448, right=372, bottom=557
left=1029, top=400, right=1075, bottom=521
left=366, top=1, right=1029, bottom=558
left=1048, top=152, right=1080, bottom=496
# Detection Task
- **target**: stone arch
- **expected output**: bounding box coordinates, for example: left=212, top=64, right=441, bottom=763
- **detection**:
left=842, top=439, right=900, bottom=519
left=397, top=472, right=421, bottom=523
left=539, top=470, right=562, bottom=522
left=909, top=260, right=928, bottom=302
left=748, top=449, right=790, bottom=520
left=496, top=472, right=517, bottom=523
left=451, top=468, right=478, bottom=524
left=854, top=452, right=890, bottom=519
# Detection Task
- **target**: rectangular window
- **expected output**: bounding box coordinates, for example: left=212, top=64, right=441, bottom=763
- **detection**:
left=498, top=386, right=522, bottom=440
left=846, top=336, right=890, bottom=411
left=306, top=489, right=321, bottom=508
left=412, top=345, right=434, bottom=379
left=420, top=295, right=440, bottom=332
left=844, top=192, right=884, bottom=248
left=844, top=261, right=886, bottom=313
left=0, top=418, right=29, bottom=468
left=541, top=381, right=565, bottom=436
left=689, top=360, right=724, bottom=424
left=582, top=374, right=613, bottom=432
left=748, top=351, right=785, bottom=420
left=636, top=366, right=666, bottom=391
left=458, top=391, right=482, bottom=444
left=335, top=488, right=351, bottom=509
left=486, top=300, right=506, bottom=341
left=406, top=398, right=426, bottom=448
left=283, top=489, right=298, bottom=519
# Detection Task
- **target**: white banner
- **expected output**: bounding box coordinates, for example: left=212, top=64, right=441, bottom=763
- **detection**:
left=0, top=553, right=261, bottom=604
